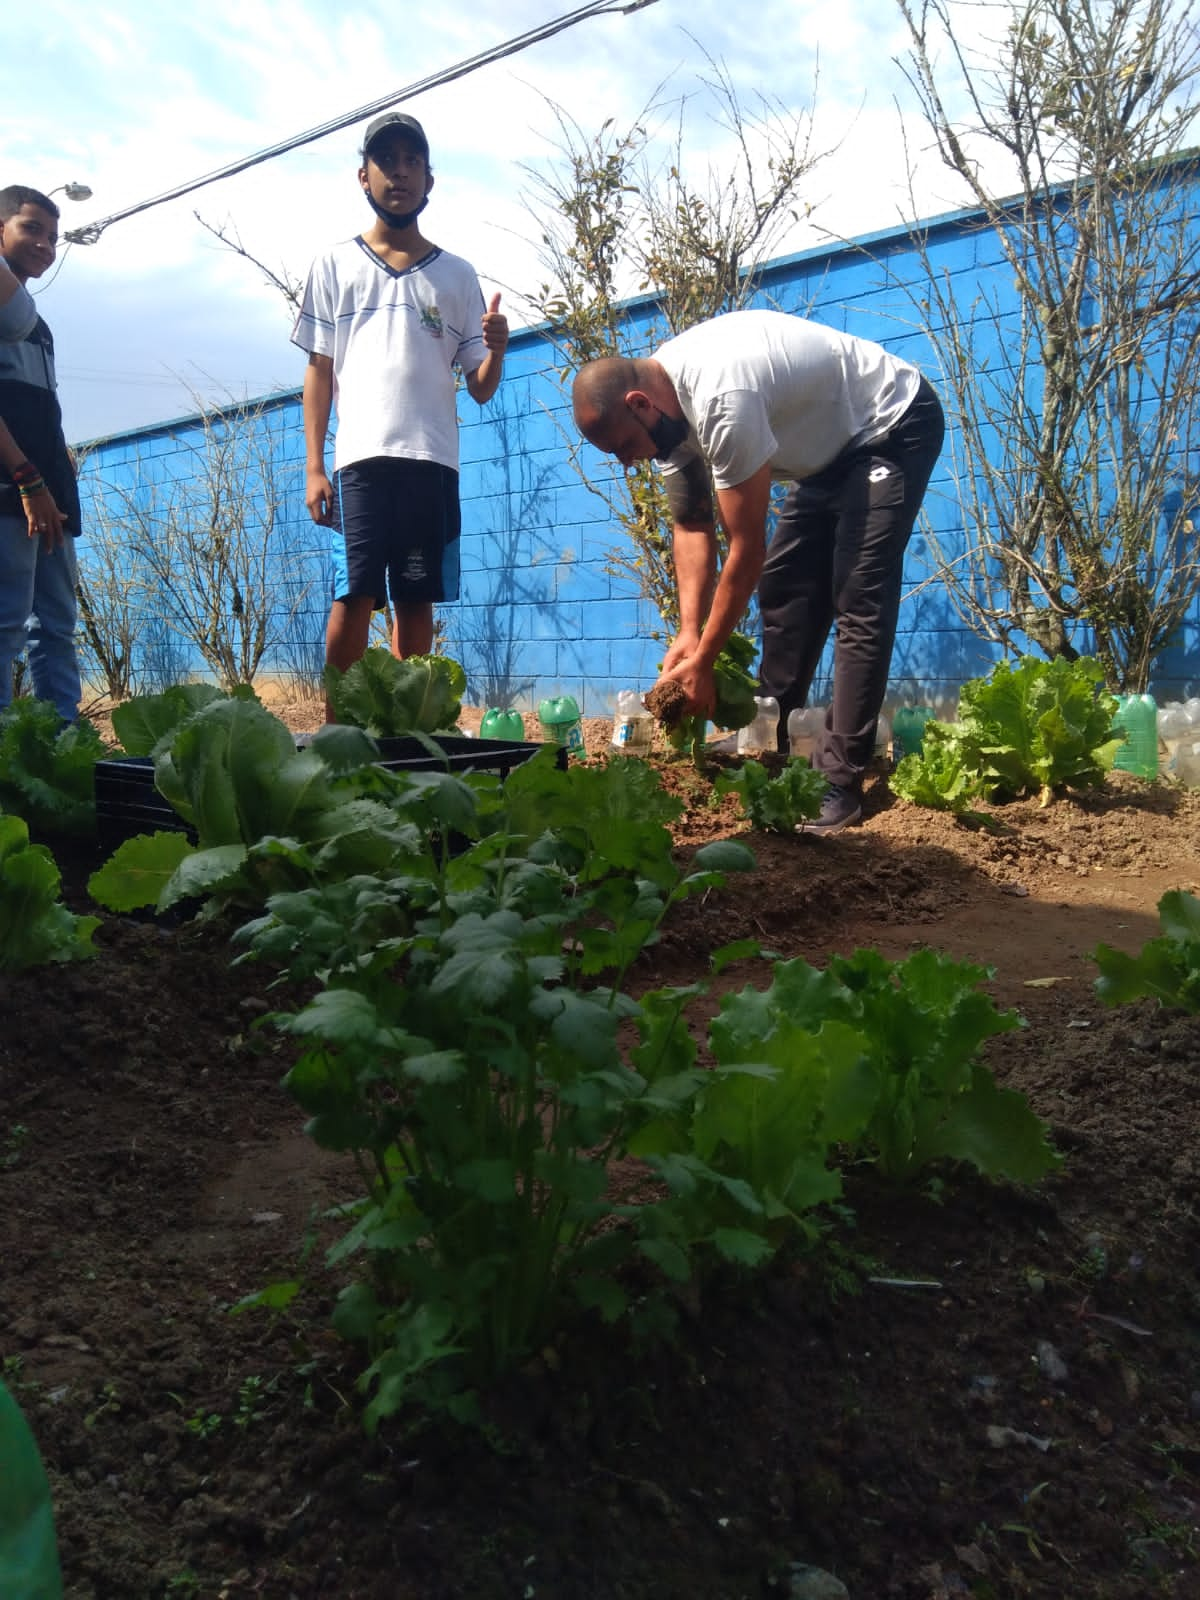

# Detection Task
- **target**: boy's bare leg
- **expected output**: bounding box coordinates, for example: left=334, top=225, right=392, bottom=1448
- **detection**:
left=391, top=600, right=434, bottom=658
left=324, top=596, right=375, bottom=721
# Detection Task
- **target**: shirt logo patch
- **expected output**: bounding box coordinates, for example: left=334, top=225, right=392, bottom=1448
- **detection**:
left=420, top=305, right=445, bottom=337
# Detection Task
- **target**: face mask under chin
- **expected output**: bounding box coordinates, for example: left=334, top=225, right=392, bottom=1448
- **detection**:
left=646, top=409, right=689, bottom=461
left=364, top=191, right=430, bottom=229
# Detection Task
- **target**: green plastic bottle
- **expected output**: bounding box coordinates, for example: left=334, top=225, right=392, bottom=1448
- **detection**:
left=479, top=707, right=526, bottom=742
left=892, top=705, right=935, bottom=761
left=537, top=694, right=584, bottom=755
left=1112, top=693, right=1158, bottom=781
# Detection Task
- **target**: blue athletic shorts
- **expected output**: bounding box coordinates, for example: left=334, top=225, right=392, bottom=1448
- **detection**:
left=331, top=456, right=461, bottom=608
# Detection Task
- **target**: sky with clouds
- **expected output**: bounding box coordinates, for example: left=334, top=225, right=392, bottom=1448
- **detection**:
left=3, top=0, right=994, bottom=442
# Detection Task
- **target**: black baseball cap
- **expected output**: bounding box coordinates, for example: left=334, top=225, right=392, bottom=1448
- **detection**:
left=362, top=112, right=430, bottom=161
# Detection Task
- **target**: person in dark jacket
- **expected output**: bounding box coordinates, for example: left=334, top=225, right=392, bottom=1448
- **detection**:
left=0, top=186, right=82, bottom=721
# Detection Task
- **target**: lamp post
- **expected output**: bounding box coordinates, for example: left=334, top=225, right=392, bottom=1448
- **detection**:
left=47, top=183, right=93, bottom=203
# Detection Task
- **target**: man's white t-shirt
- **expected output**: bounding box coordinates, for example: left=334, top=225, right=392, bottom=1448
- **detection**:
left=291, top=239, right=487, bottom=474
left=655, top=310, right=922, bottom=491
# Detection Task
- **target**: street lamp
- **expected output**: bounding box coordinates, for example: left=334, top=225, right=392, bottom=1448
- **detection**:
left=47, top=182, right=93, bottom=203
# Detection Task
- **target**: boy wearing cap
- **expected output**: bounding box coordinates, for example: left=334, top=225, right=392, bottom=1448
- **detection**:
left=292, top=112, right=508, bottom=716
left=0, top=186, right=82, bottom=723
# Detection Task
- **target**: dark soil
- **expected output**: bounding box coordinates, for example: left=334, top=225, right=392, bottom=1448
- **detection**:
left=644, top=678, right=689, bottom=730
left=2, top=705, right=1199, bottom=1600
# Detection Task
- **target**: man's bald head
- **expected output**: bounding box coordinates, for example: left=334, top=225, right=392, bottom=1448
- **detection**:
left=571, top=355, right=685, bottom=466
left=572, top=356, right=641, bottom=439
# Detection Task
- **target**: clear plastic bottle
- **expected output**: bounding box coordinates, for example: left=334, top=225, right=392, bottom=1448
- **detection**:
left=736, top=695, right=780, bottom=755
left=787, top=705, right=825, bottom=761
left=873, top=712, right=892, bottom=764
left=1157, top=702, right=1187, bottom=777
left=610, top=690, right=654, bottom=754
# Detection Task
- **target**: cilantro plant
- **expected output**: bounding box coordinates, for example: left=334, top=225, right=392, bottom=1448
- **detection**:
left=1093, top=890, right=1200, bottom=1013
left=0, top=814, right=99, bottom=971
left=0, top=697, right=107, bottom=837
left=324, top=649, right=466, bottom=737
left=238, top=755, right=770, bottom=1424
left=714, top=756, right=826, bottom=831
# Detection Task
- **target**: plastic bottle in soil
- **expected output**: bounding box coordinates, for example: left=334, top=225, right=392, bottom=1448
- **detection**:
left=1157, top=703, right=1188, bottom=776
left=1112, top=693, right=1158, bottom=780
left=737, top=695, right=781, bottom=755
left=874, top=712, right=892, bottom=763
left=787, top=706, right=825, bottom=761
left=610, top=690, right=654, bottom=754
left=537, top=694, right=585, bottom=755
left=480, top=707, right=526, bottom=742
left=892, top=705, right=935, bottom=762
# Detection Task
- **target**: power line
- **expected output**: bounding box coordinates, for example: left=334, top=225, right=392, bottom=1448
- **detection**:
left=64, top=0, right=660, bottom=247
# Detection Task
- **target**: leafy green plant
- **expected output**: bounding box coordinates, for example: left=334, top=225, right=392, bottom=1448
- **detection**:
left=891, top=655, right=1121, bottom=810
left=235, top=753, right=1059, bottom=1429
left=87, top=697, right=420, bottom=915
left=109, top=681, right=255, bottom=756
left=0, top=697, right=107, bottom=836
left=715, top=756, right=826, bottom=831
left=822, top=948, right=1058, bottom=1181
left=0, top=814, right=99, bottom=971
left=1093, top=889, right=1200, bottom=1013
left=237, top=756, right=784, bottom=1424
left=324, top=648, right=466, bottom=737
left=890, top=720, right=989, bottom=815
left=666, top=631, right=759, bottom=766
left=957, top=655, right=1120, bottom=796
left=711, top=949, right=1057, bottom=1183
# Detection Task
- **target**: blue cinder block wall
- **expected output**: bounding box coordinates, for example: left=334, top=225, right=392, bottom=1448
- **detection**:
left=75, top=194, right=1200, bottom=714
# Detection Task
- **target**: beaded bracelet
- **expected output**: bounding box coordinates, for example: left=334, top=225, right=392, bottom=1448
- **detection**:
left=18, top=477, right=47, bottom=498
left=10, top=460, right=42, bottom=487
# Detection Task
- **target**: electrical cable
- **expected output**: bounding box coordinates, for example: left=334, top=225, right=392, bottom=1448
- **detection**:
left=64, top=0, right=660, bottom=246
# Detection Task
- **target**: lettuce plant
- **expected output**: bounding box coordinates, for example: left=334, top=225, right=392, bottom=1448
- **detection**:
left=891, top=655, right=1121, bottom=810
left=88, top=697, right=421, bottom=914
left=324, top=649, right=466, bottom=737
left=0, top=697, right=106, bottom=837
left=0, top=814, right=99, bottom=970
left=714, top=756, right=827, bottom=831
left=1093, top=889, right=1200, bottom=1013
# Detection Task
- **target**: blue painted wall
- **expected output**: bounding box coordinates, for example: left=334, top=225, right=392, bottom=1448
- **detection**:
left=74, top=192, right=1199, bottom=714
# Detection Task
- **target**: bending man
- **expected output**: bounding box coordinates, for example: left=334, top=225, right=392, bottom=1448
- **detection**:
left=572, top=309, right=944, bottom=833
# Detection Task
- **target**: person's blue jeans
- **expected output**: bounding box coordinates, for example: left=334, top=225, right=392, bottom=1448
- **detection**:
left=0, top=514, right=82, bottom=721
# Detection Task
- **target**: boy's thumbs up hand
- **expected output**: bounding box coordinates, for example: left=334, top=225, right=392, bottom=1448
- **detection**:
left=482, top=291, right=508, bottom=353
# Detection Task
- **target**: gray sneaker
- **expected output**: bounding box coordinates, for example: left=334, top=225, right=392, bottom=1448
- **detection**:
left=800, top=782, right=862, bottom=836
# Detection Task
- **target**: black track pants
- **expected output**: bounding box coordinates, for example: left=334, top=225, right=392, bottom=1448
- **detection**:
left=757, top=377, right=945, bottom=788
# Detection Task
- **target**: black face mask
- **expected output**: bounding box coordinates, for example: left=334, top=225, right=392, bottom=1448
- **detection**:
left=364, top=190, right=430, bottom=230
left=645, top=408, right=689, bottom=461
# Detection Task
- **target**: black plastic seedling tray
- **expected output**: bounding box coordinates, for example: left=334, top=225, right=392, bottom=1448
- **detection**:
left=94, top=735, right=564, bottom=849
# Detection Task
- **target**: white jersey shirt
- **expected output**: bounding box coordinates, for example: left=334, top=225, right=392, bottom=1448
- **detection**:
left=654, top=310, right=922, bottom=490
left=291, top=238, right=487, bottom=473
